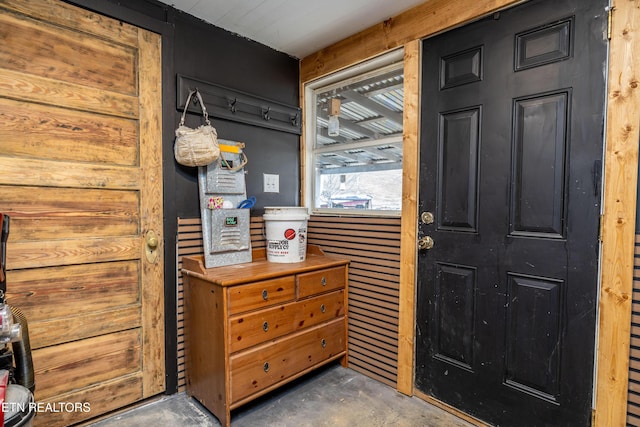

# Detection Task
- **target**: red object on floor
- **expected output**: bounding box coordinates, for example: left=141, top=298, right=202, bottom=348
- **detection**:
left=0, top=369, right=9, bottom=426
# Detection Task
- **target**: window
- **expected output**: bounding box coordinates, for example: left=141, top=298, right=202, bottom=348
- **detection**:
left=304, top=50, right=404, bottom=215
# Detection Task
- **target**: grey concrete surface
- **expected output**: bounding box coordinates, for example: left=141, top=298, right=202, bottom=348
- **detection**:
left=88, top=363, right=475, bottom=427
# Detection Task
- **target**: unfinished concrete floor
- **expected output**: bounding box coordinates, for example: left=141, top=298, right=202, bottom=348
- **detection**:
left=88, top=363, right=475, bottom=427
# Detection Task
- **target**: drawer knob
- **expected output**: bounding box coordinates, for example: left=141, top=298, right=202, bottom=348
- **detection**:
left=262, top=289, right=269, bottom=300
left=320, top=304, right=326, bottom=313
left=321, top=277, right=327, bottom=286
left=263, top=362, right=270, bottom=373
left=262, top=321, right=269, bottom=332
left=321, top=338, right=327, bottom=348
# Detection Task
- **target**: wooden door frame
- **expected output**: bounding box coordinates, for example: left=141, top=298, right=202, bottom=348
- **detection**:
left=300, top=0, right=640, bottom=425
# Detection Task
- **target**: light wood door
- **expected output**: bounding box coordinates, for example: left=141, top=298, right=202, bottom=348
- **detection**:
left=0, top=0, right=164, bottom=425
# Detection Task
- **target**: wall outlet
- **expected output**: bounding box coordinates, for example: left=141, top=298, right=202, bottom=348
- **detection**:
left=263, top=173, right=279, bottom=193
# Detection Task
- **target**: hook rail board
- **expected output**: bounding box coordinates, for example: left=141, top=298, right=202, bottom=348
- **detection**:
left=177, top=74, right=301, bottom=135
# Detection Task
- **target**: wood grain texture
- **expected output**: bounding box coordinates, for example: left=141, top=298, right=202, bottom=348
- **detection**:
left=0, top=186, right=139, bottom=240
left=7, top=237, right=139, bottom=269
left=397, top=39, right=420, bottom=396
left=0, top=0, right=139, bottom=47
left=0, top=157, right=141, bottom=190
left=35, top=374, right=143, bottom=427
left=183, top=275, right=228, bottom=426
left=0, top=12, right=137, bottom=94
left=0, top=98, right=138, bottom=165
left=33, top=329, right=141, bottom=401
left=0, top=1, right=164, bottom=423
left=7, top=261, right=139, bottom=323
left=595, top=0, right=640, bottom=426
left=229, top=319, right=345, bottom=403
left=29, top=305, right=141, bottom=349
left=138, top=27, right=165, bottom=398
left=300, top=0, right=523, bottom=83
left=307, top=216, right=401, bottom=387
left=0, top=68, right=138, bottom=119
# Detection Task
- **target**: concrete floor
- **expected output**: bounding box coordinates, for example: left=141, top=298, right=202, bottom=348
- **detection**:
left=88, top=363, right=476, bottom=427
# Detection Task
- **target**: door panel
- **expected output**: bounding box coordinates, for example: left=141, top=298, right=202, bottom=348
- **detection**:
left=0, top=0, right=164, bottom=425
left=416, top=0, right=607, bottom=425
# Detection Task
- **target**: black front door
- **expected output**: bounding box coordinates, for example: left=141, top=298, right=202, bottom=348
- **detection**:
left=415, top=0, right=607, bottom=425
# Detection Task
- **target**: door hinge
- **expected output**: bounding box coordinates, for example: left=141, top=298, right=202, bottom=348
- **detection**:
left=599, top=214, right=605, bottom=242
left=606, top=6, right=614, bottom=40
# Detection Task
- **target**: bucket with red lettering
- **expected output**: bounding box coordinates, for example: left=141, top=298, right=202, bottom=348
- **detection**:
left=263, top=207, right=309, bottom=263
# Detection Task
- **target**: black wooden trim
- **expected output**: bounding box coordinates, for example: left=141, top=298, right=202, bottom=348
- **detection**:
left=177, top=74, right=302, bottom=135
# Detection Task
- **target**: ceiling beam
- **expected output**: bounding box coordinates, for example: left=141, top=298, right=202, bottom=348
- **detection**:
left=300, top=0, right=525, bottom=83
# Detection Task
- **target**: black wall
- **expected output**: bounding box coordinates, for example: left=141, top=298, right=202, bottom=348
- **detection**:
left=66, top=0, right=300, bottom=394
left=171, top=11, right=301, bottom=217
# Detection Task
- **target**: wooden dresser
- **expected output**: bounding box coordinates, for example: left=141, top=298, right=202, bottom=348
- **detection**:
left=182, top=245, right=349, bottom=427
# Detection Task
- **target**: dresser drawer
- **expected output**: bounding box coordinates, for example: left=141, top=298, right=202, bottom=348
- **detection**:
left=228, top=276, right=295, bottom=315
left=230, top=319, right=345, bottom=403
left=297, top=266, right=346, bottom=298
left=229, top=290, right=346, bottom=353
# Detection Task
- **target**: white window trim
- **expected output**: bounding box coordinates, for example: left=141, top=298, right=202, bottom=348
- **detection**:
left=303, top=48, right=405, bottom=217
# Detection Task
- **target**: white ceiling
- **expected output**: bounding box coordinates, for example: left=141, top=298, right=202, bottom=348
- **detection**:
left=162, top=0, right=427, bottom=58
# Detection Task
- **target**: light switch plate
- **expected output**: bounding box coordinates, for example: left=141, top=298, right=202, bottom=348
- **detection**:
left=263, top=173, right=279, bottom=193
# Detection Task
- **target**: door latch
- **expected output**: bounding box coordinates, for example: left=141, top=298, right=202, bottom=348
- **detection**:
left=421, top=211, right=434, bottom=224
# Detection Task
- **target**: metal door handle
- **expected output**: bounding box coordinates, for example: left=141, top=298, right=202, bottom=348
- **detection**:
left=144, top=230, right=159, bottom=263
left=418, top=236, right=434, bottom=250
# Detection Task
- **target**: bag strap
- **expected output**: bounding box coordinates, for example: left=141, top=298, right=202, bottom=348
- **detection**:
left=219, top=151, right=248, bottom=172
left=179, top=89, right=211, bottom=126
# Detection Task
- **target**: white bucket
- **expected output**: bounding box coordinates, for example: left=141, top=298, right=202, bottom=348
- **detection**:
left=263, top=206, right=310, bottom=263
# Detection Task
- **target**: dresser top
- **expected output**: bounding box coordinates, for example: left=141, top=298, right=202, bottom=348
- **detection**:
left=182, top=245, right=349, bottom=286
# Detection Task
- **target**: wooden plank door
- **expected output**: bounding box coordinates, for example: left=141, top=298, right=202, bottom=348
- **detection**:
left=415, top=0, right=607, bottom=425
left=0, top=0, right=164, bottom=425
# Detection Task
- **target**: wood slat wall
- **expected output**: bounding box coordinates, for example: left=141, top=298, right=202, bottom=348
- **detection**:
left=627, top=234, right=640, bottom=425
left=176, top=216, right=265, bottom=391
left=307, top=216, right=401, bottom=387
left=176, top=215, right=401, bottom=390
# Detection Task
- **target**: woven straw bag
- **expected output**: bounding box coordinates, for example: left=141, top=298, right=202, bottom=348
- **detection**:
left=174, top=89, right=220, bottom=167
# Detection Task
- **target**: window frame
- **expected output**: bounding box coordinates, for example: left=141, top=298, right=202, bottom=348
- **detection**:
left=303, top=49, right=405, bottom=217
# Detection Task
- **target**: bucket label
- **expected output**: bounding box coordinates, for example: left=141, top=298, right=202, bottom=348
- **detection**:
left=298, top=226, right=307, bottom=258
left=284, top=228, right=296, bottom=240
left=268, top=240, right=290, bottom=257
left=225, top=216, right=238, bottom=226
left=264, top=215, right=308, bottom=262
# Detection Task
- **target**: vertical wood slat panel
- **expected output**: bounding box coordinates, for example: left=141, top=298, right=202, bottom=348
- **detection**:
left=627, top=234, right=640, bottom=426
left=177, top=215, right=401, bottom=391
